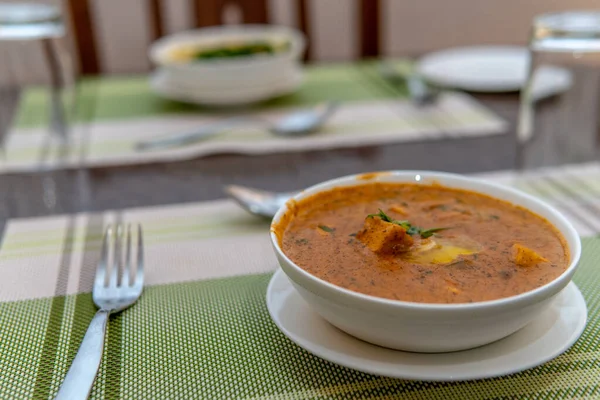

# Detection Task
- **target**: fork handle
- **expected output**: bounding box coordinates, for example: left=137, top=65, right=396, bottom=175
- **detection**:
left=55, top=309, right=110, bottom=400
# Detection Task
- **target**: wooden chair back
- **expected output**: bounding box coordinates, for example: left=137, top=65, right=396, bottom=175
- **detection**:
left=66, top=0, right=381, bottom=74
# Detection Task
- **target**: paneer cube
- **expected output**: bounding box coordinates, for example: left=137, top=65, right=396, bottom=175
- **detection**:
left=389, top=205, right=408, bottom=216
left=512, top=243, right=548, bottom=267
left=357, top=217, right=413, bottom=255
left=447, top=286, right=460, bottom=295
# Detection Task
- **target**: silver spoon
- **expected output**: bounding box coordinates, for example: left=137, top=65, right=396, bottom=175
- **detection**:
left=378, top=62, right=439, bottom=107
left=136, top=102, right=339, bottom=151
left=224, top=185, right=296, bottom=219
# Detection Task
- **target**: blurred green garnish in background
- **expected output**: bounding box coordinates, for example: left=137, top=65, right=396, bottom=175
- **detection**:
left=194, top=41, right=290, bottom=60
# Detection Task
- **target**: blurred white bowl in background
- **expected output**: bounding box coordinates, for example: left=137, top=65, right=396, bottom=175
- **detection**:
left=148, top=25, right=306, bottom=106
left=150, top=68, right=303, bottom=106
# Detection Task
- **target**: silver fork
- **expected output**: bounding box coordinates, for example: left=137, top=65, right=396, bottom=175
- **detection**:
left=55, top=224, right=144, bottom=400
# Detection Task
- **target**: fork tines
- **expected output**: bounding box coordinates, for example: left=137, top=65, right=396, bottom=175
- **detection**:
left=96, top=224, right=144, bottom=289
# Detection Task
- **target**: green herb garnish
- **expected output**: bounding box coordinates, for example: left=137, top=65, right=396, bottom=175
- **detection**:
left=367, top=209, right=408, bottom=226
left=366, top=209, right=447, bottom=239
left=193, top=41, right=290, bottom=60
left=419, top=227, right=448, bottom=238
left=406, top=226, right=421, bottom=236
left=367, top=208, right=392, bottom=221
left=318, top=225, right=335, bottom=233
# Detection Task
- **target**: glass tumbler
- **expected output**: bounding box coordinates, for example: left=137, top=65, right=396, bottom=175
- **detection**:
left=517, top=10, right=600, bottom=169
left=0, top=2, right=73, bottom=145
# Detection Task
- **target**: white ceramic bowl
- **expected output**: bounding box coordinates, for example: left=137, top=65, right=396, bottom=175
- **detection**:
left=149, top=25, right=305, bottom=90
left=150, top=68, right=303, bottom=106
left=270, top=171, right=581, bottom=353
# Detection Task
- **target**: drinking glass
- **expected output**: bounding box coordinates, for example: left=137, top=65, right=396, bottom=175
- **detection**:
left=0, top=2, right=73, bottom=145
left=517, top=10, right=600, bottom=169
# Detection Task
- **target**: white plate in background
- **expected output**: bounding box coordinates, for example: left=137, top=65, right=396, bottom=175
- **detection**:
left=267, top=268, right=587, bottom=381
left=417, top=46, right=573, bottom=100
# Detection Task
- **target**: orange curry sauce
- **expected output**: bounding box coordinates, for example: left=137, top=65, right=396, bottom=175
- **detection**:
left=273, top=183, right=569, bottom=304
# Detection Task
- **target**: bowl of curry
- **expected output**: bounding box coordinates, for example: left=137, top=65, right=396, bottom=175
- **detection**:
left=270, top=171, right=581, bottom=353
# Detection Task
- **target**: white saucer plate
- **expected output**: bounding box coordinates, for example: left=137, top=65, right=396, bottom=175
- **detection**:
left=266, top=269, right=587, bottom=382
left=417, top=46, right=573, bottom=100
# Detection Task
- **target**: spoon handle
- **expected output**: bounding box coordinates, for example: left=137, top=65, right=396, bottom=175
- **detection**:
left=135, top=116, right=250, bottom=150
left=406, top=74, right=437, bottom=106
left=379, top=62, right=438, bottom=106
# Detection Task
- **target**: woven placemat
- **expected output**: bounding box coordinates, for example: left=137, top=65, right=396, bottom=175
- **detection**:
left=1, top=239, right=598, bottom=399
left=2, top=163, right=600, bottom=399
left=13, top=62, right=413, bottom=128
left=1, top=62, right=505, bottom=174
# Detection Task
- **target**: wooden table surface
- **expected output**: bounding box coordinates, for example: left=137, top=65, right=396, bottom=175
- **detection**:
left=0, top=68, right=598, bottom=233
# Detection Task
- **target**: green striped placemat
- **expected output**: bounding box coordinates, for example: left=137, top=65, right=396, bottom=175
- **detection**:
left=2, top=241, right=599, bottom=399
left=14, top=61, right=412, bottom=130
left=2, top=164, right=600, bottom=399
left=1, top=61, right=506, bottom=174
